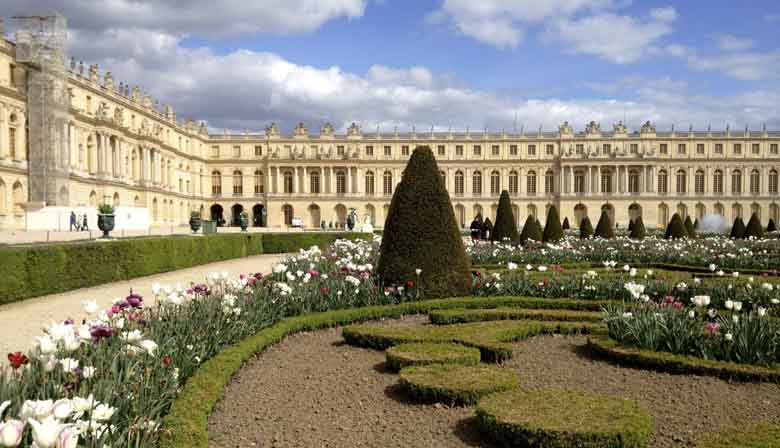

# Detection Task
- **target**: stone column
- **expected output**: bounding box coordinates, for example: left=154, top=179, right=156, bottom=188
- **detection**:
left=465, top=168, right=472, bottom=195
left=347, top=167, right=353, bottom=195
left=519, top=167, right=525, bottom=195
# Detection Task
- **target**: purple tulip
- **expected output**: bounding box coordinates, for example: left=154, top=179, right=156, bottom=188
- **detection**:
left=90, top=325, right=113, bottom=341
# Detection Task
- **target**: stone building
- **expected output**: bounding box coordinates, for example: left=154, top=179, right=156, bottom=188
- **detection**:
left=1, top=34, right=779, bottom=231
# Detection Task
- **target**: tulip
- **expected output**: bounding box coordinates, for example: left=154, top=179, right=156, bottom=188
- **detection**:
left=758, top=307, right=767, bottom=317
left=733, top=301, right=743, bottom=311
left=91, top=403, right=115, bottom=422
left=81, top=300, right=98, bottom=314
left=28, top=416, right=70, bottom=448
left=58, top=426, right=79, bottom=448
left=725, top=300, right=734, bottom=310
left=0, top=419, right=24, bottom=447
left=724, top=332, right=733, bottom=341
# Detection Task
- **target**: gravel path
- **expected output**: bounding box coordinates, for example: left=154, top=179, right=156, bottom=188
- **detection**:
left=0, top=253, right=287, bottom=357
left=209, top=318, right=780, bottom=448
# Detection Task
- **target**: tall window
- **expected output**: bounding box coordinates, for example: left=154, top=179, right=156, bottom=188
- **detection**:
left=527, top=171, right=537, bottom=195
left=472, top=171, right=482, bottom=196
left=383, top=171, right=393, bottom=195
left=602, top=171, right=613, bottom=194
left=401, top=145, right=409, bottom=156
left=677, top=144, right=686, bottom=154
left=365, top=171, right=375, bottom=195
left=254, top=145, right=262, bottom=157
left=211, top=146, right=219, bottom=157
left=254, top=170, right=264, bottom=194
left=310, top=171, right=320, bottom=194
left=454, top=171, right=464, bottom=195
left=233, top=170, right=243, bottom=195
left=752, top=143, right=760, bottom=155
left=574, top=172, right=585, bottom=194
left=455, top=145, right=464, bottom=156
left=630, top=144, right=638, bottom=154
left=232, top=146, right=241, bottom=158
left=8, top=128, right=16, bottom=159
left=546, top=144, right=554, bottom=155
left=473, top=145, right=481, bottom=156
left=770, top=170, right=778, bottom=194
left=676, top=169, right=687, bottom=194
left=771, top=144, right=778, bottom=155
left=734, top=144, right=742, bottom=155
left=575, top=144, right=584, bottom=154
left=509, top=145, right=518, bottom=156
left=695, top=170, right=704, bottom=194
left=696, top=143, right=705, bottom=154
left=437, top=145, right=445, bottom=156
left=660, top=144, right=668, bottom=154
left=715, top=143, right=723, bottom=154
left=283, top=170, right=294, bottom=194
left=713, top=170, right=724, bottom=194
left=528, top=145, right=536, bottom=156
left=732, top=170, right=742, bottom=195
left=383, top=146, right=391, bottom=157
left=336, top=170, right=347, bottom=195
left=365, top=145, right=374, bottom=156
left=491, top=145, right=500, bottom=156
left=490, top=171, right=500, bottom=195
left=629, top=170, right=640, bottom=194
left=750, top=169, right=760, bottom=195
left=602, top=143, right=611, bottom=154
left=545, top=170, right=554, bottom=194
left=211, top=171, right=222, bottom=195
left=283, top=205, right=293, bottom=226
left=657, top=170, right=668, bottom=194
left=508, top=171, right=518, bottom=194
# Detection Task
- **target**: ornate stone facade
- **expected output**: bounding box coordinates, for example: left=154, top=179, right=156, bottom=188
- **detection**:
left=0, top=36, right=779, bottom=231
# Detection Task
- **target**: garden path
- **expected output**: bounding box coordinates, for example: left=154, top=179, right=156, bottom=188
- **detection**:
left=0, top=253, right=288, bottom=357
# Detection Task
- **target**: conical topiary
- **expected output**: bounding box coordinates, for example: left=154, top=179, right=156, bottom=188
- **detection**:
left=481, top=217, right=493, bottom=240
left=594, top=211, right=615, bottom=239
left=665, top=213, right=688, bottom=239
left=684, top=215, right=696, bottom=238
left=730, top=217, right=746, bottom=239
left=768, top=219, right=777, bottom=233
left=694, top=218, right=700, bottom=230
left=377, top=146, right=471, bottom=298
left=491, top=190, right=518, bottom=243
left=543, top=205, right=564, bottom=242
left=629, top=216, right=646, bottom=240
left=579, top=217, right=594, bottom=239
left=519, top=215, right=542, bottom=244
left=627, top=219, right=635, bottom=233
left=744, top=213, right=764, bottom=239
left=562, top=217, right=570, bottom=230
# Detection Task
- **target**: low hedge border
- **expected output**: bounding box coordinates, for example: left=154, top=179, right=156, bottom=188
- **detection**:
left=160, top=295, right=590, bottom=447
left=429, top=308, right=604, bottom=325
left=695, top=422, right=780, bottom=447
left=475, top=389, right=652, bottom=448
left=398, top=363, right=518, bottom=405
left=587, top=336, right=780, bottom=383
left=385, top=342, right=480, bottom=372
left=0, top=232, right=364, bottom=305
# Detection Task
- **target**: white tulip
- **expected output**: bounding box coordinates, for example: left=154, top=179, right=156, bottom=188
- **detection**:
left=35, top=336, right=57, bottom=356
left=81, top=366, right=96, bottom=379
left=91, top=403, right=115, bottom=422
left=709, top=264, right=716, bottom=271
left=687, top=310, right=696, bottom=319
left=0, top=419, right=24, bottom=447
left=151, top=283, right=162, bottom=295
left=732, top=315, right=740, bottom=323
left=70, top=395, right=95, bottom=419
left=81, top=300, right=98, bottom=315
left=506, top=262, right=518, bottom=271
left=139, top=339, right=158, bottom=356
left=121, top=330, right=143, bottom=343
left=758, top=307, right=767, bottom=317
left=27, top=416, right=69, bottom=448
left=725, top=300, right=734, bottom=310
left=538, top=266, right=548, bottom=272
left=0, top=401, right=9, bottom=418
left=58, top=426, right=79, bottom=448
left=20, top=400, right=53, bottom=420
left=724, top=332, right=733, bottom=341
left=525, top=264, right=533, bottom=271
left=733, top=301, right=743, bottom=311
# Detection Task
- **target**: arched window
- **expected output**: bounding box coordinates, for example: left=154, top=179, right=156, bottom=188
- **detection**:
left=733, top=203, right=743, bottom=219
left=233, top=170, right=243, bottom=195
left=657, top=169, right=668, bottom=194
left=336, top=170, right=347, bottom=195
left=750, top=169, right=760, bottom=195
left=714, top=203, right=724, bottom=216
left=490, top=170, right=500, bottom=195
left=508, top=171, right=518, bottom=195
left=695, top=170, right=705, bottom=194
left=602, top=170, right=613, bottom=194
left=713, top=170, right=724, bottom=194
left=365, top=171, right=375, bottom=195
left=454, top=171, right=464, bottom=195
left=731, top=169, right=742, bottom=195
left=628, top=170, right=640, bottom=194
left=12, top=182, right=24, bottom=213
left=658, top=203, right=669, bottom=227
left=526, top=170, right=537, bottom=195
left=676, top=169, right=687, bottom=194
left=283, top=204, right=294, bottom=225
left=310, top=170, right=321, bottom=194
left=254, top=170, right=264, bottom=194
left=283, top=170, right=294, bottom=194
left=545, top=170, right=555, bottom=194
left=770, top=170, right=779, bottom=194
left=211, top=171, right=221, bottom=195
left=472, top=170, right=482, bottom=196
left=383, top=171, right=393, bottom=195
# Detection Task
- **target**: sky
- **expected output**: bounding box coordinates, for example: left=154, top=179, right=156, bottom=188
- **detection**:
left=1, top=0, right=779, bottom=134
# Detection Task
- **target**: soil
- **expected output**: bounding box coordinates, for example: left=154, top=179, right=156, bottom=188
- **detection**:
left=208, top=316, right=780, bottom=447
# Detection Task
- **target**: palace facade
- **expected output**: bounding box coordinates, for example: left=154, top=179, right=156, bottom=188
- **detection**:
left=1, top=34, right=779, bottom=232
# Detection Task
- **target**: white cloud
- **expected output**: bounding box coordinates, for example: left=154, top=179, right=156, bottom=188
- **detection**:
left=686, top=51, right=780, bottom=81
left=649, top=7, right=678, bottom=23
left=765, top=13, right=780, bottom=23
left=716, top=34, right=754, bottom=51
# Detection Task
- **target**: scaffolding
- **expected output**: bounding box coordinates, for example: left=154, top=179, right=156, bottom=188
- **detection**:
left=13, top=14, right=70, bottom=206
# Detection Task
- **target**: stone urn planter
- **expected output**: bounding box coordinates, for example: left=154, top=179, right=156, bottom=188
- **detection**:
left=239, top=214, right=249, bottom=232
left=97, top=214, right=115, bottom=238
left=189, top=213, right=202, bottom=233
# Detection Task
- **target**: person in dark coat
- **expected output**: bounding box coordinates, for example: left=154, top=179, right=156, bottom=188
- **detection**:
left=69, top=211, right=78, bottom=231
left=469, top=213, right=483, bottom=241
left=481, top=217, right=494, bottom=240
left=82, top=214, right=89, bottom=231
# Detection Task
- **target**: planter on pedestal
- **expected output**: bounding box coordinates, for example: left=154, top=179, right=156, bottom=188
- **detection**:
left=97, top=214, right=115, bottom=239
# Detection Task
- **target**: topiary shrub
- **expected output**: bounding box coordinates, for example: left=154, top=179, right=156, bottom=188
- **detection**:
left=627, top=219, right=635, bottom=233
left=377, top=146, right=472, bottom=298
left=519, top=215, right=542, bottom=244
left=385, top=342, right=480, bottom=372
left=768, top=218, right=777, bottom=233
left=629, top=216, right=646, bottom=240
left=579, top=217, right=594, bottom=239
left=730, top=217, right=746, bottom=239
left=398, top=363, right=518, bottom=405
left=694, top=218, right=700, bottom=230
left=561, top=217, right=570, bottom=230
left=491, top=190, right=519, bottom=243
left=481, top=217, right=493, bottom=240
left=542, top=205, right=564, bottom=243
left=744, top=213, right=764, bottom=239
left=684, top=215, right=696, bottom=238
left=665, top=213, right=688, bottom=239
left=594, top=211, right=615, bottom=239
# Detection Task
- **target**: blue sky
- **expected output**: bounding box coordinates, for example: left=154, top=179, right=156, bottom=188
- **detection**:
left=3, top=0, right=779, bottom=132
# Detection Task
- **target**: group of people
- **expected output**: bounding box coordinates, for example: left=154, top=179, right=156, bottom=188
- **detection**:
left=69, top=211, right=90, bottom=231
left=469, top=213, right=492, bottom=241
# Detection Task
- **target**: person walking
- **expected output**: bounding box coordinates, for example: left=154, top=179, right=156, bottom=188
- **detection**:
left=69, top=211, right=78, bottom=231
left=82, top=214, right=89, bottom=231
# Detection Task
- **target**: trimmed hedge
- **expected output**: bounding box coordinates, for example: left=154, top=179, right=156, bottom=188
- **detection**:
left=428, top=307, right=604, bottom=325
left=587, top=336, right=780, bottom=382
left=385, top=342, right=480, bottom=372
left=696, top=422, right=780, bottom=448
left=0, top=232, right=364, bottom=305
left=398, top=363, right=518, bottom=405
left=475, top=389, right=652, bottom=448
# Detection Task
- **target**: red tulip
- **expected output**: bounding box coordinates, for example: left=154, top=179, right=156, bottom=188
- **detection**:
left=7, top=351, right=28, bottom=369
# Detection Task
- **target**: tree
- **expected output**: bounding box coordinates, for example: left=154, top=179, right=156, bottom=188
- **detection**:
left=744, top=213, right=764, bottom=239
left=377, top=146, right=472, bottom=298
left=768, top=219, right=777, bottom=233
left=579, top=217, right=594, bottom=239
left=627, top=219, right=635, bottom=233
left=519, top=215, right=542, bottom=244
left=594, top=211, right=615, bottom=239
left=729, top=217, right=746, bottom=239
left=543, top=205, right=564, bottom=242
left=629, top=216, right=646, bottom=240
left=562, top=217, right=570, bottom=230
left=491, top=190, right=519, bottom=242
left=664, top=213, right=688, bottom=239
left=684, top=215, right=696, bottom=238
left=481, top=217, right=493, bottom=240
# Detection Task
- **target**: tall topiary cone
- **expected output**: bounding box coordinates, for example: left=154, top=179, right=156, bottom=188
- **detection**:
left=519, top=215, right=542, bottom=244
left=664, top=213, right=687, bottom=239
left=684, top=215, right=696, bottom=238
left=694, top=218, right=700, bottom=230
left=543, top=205, right=564, bottom=242
left=594, top=211, right=615, bottom=239
left=491, top=190, right=518, bottom=242
left=768, top=219, right=777, bottom=233
left=579, top=217, right=594, bottom=239
left=744, top=213, right=764, bottom=239
left=378, top=146, right=471, bottom=297
left=629, top=216, right=646, bottom=240
left=730, top=217, right=746, bottom=239
left=562, top=217, right=570, bottom=230
left=627, top=219, right=635, bottom=233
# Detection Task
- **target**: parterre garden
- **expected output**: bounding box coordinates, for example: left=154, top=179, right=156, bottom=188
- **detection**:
left=2, top=146, right=780, bottom=447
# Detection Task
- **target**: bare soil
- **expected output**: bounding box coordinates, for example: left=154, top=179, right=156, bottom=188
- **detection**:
left=208, top=317, right=780, bottom=447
